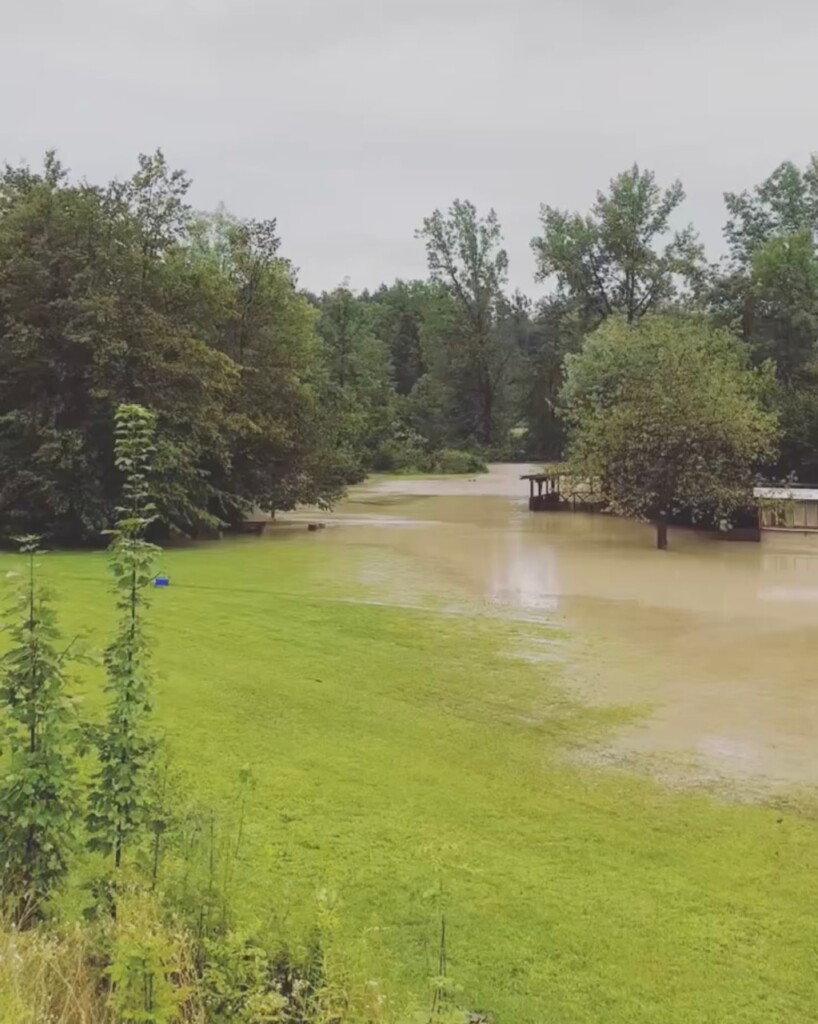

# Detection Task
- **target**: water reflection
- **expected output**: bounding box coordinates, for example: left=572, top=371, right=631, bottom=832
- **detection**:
left=757, top=586, right=818, bottom=603
left=282, top=465, right=818, bottom=790
left=481, top=526, right=560, bottom=612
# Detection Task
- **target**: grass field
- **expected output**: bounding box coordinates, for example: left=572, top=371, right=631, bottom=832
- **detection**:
left=17, top=535, right=818, bottom=1023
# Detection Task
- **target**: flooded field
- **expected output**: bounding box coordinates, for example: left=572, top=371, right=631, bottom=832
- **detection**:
left=283, top=464, right=818, bottom=794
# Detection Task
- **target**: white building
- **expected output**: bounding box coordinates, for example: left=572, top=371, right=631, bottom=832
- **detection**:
left=754, top=487, right=818, bottom=531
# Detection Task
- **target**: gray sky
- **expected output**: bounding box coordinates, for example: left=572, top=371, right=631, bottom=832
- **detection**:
left=2, top=0, right=817, bottom=293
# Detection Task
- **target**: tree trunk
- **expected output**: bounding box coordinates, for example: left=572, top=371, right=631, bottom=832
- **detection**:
left=656, top=512, right=668, bottom=550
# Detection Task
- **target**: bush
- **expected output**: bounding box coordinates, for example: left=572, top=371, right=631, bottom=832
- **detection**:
left=371, top=441, right=488, bottom=475
left=0, top=910, right=404, bottom=1024
left=432, top=448, right=488, bottom=474
left=369, top=439, right=424, bottom=473
left=481, top=435, right=529, bottom=462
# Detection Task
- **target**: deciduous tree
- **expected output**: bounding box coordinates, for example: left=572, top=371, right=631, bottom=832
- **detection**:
left=0, top=153, right=354, bottom=540
left=532, top=165, right=705, bottom=324
left=417, top=200, right=514, bottom=445
left=562, top=316, right=778, bottom=549
left=715, top=158, right=818, bottom=479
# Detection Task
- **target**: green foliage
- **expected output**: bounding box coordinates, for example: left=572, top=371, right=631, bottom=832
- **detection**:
left=0, top=537, right=80, bottom=923
left=364, top=280, right=454, bottom=397
left=514, top=296, right=585, bottom=459
left=750, top=229, right=818, bottom=373
left=562, top=315, right=779, bottom=547
left=199, top=934, right=297, bottom=1023
left=768, top=373, right=818, bottom=482
left=6, top=148, right=818, bottom=534
left=432, top=449, right=487, bottom=474
left=532, top=164, right=705, bottom=323
left=372, top=430, right=487, bottom=475
left=714, top=158, right=818, bottom=480
left=108, top=885, right=191, bottom=1024
left=178, top=214, right=353, bottom=521
left=526, top=166, right=706, bottom=461
left=724, top=157, right=818, bottom=268
left=362, top=280, right=466, bottom=453
left=0, top=153, right=353, bottom=542
left=86, top=405, right=159, bottom=869
left=315, top=286, right=396, bottom=477
left=313, top=279, right=503, bottom=475
left=719, top=163, right=818, bottom=382
left=417, top=201, right=518, bottom=445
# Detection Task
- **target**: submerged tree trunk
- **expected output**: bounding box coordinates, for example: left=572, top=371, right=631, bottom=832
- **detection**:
left=656, top=511, right=668, bottom=550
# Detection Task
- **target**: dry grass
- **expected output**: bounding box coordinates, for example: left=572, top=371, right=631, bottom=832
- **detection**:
left=0, top=921, right=110, bottom=1024
left=0, top=888, right=205, bottom=1024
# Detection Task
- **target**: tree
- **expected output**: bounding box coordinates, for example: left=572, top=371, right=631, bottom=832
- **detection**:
left=177, top=213, right=354, bottom=518
left=719, top=158, right=818, bottom=378
left=0, top=153, right=355, bottom=540
left=315, top=286, right=395, bottom=473
left=561, top=316, right=779, bottom=549
left=363, top=280, right=456, bottom=397
left=417, top=200, right=514, bottom=445
left=748, top=230, right=818, bottom=381
left=748, top=234, right=818, bottom=480
left=361, top=279, right=467, bottom=453
left=724, top=157, right=818, bottom=268
left=87, top=405, right=159, bottom=871
left=715, top=158, right=818, bottom=480
left=371, top=282, right=428, bottom=397
left=0, top=152, right=236, bottom=539
left=532, top=165, right=705, bottom=324
left=516, top=296, right=586, bottom=459
left=0, top=537, right=80, bottom=924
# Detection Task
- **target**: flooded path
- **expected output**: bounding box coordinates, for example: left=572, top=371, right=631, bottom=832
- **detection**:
left=282, top=464, right=818, bottom=793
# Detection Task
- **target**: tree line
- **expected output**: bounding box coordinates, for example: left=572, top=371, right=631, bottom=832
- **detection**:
left=1, top=150, right=816, bottom=540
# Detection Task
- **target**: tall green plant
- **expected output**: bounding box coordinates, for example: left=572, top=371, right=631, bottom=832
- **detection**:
left=0, top=537, right=80, bottom=924
left=87, top=405, right=160, bottom=870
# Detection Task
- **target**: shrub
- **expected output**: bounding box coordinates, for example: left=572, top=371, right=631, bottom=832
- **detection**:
left=371, top=442, right=488, bottom=475
left=108, top=886, right=198, bottom=1024
left=432, top=449, right=488, bottom=474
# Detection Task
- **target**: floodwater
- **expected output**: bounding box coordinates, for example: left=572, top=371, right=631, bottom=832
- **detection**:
left=282, top=464, right=818, bottom=795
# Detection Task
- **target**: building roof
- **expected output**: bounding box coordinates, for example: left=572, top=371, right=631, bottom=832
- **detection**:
left=754, top=486, right=818, bottom=502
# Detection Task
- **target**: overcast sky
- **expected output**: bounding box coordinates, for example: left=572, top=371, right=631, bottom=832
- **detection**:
left=2, top=0, right=816, bottom=293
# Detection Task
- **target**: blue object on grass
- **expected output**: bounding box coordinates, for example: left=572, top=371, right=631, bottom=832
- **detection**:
left=153, top=575, right=170, bottom=587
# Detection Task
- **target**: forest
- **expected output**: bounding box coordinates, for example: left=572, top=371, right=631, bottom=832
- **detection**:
left=2, top=150, right=817, bottom=542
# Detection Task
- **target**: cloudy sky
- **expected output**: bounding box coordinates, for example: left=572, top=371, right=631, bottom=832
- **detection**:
left=2, top=0, right=816, bottom=292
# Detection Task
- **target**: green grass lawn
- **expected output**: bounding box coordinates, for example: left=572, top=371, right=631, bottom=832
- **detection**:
left=20, top=536, right=818, bottom=1023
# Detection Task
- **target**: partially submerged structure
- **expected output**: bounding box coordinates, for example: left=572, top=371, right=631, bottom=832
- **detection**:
left=754, top=486, right=818, bottom=532
left=521, top=472, right=603, bottom=513
left=522, top=471, right=761, bottom=541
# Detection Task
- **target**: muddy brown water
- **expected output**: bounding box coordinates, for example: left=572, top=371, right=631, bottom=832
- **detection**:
left=281, top=464, right=818, bottom=795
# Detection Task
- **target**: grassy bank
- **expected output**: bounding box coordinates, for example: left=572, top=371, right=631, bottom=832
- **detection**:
left=16, top=536, right=818, bottom=1023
